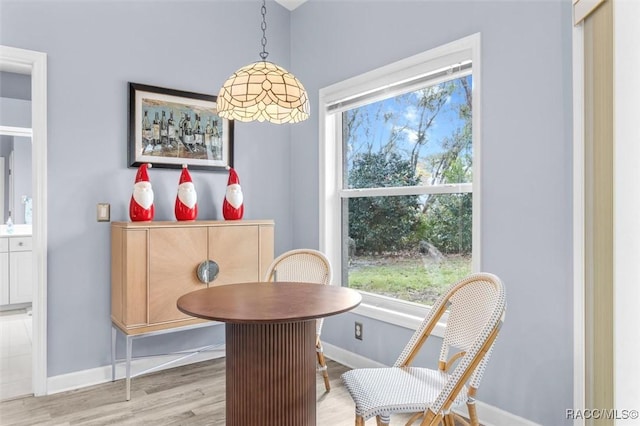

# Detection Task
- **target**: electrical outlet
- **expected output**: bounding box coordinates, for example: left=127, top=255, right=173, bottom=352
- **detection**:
left=355, top=321, right=363, bottom=340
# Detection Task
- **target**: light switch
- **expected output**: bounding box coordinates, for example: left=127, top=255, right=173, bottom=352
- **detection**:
left=97, top=203, right=110, bottom=222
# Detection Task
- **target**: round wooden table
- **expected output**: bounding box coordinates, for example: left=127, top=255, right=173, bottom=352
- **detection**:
left=177, top=281, right=362, bottom=426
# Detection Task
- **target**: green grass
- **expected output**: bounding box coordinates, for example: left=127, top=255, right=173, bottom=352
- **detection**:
left=348, top=254, right=471, bottom=305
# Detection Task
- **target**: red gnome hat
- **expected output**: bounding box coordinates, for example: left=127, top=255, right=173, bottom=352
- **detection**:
left=129, top=163, right=154, bottom=222
left=180, top=166, right=191, bottom=184
left=227, top=168, right=240, bottom=186
left=223, top=167, right=244, bottom=220
left=135, top=163, right=150, bottom=183
left=175, top=165, right=198, bottom=221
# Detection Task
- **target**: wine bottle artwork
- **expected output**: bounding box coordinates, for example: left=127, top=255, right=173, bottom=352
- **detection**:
left=152, top=112, right=160, bottom=149
left=168, top=111, right=176, bottom=145
left=212, top=119, right=222, bottom=160
left=160, top=111, right=168, bottom=145
left=204, top=117, right=213, bottom=148
left=184, top=114, right=194, bottom=146
left=178, top=112, right=186, bottom=141
left=130, top=83, right=233, bottom=171
left=142, top=111, right=152, bottom=153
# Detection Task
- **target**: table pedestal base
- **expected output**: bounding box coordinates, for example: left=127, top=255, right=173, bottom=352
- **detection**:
left=226, top=321, right=316, bottom=426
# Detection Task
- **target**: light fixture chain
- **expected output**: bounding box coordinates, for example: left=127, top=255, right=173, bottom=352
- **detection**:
left=260, top=0, right=269, bottom=60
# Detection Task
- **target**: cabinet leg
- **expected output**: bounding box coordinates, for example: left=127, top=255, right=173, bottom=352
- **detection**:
left=126, top=335, right=132, bottom=401
left=111, top=326, right=116, bottom=382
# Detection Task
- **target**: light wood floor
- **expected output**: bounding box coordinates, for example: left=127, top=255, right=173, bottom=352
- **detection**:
left=0, top=358, right=471, bottom=425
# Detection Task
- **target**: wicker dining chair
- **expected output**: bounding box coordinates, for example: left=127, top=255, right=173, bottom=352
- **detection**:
left=341, top=272, right=506, bottom=426
left=263, top=248, right=333, bottom=391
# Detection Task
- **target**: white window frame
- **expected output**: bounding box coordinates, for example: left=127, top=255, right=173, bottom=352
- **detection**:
left=319, top=33, right=482, bottom=333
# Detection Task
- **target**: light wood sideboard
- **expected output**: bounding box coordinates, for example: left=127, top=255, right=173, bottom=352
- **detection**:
left=111, top=220, right=274, bottom=335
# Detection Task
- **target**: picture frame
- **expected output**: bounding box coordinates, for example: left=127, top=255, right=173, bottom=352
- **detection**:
left=128, top=82, right=233, bottom=171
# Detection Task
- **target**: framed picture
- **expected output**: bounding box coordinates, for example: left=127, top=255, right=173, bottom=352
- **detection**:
left=128, top=82, right=233, bottom=171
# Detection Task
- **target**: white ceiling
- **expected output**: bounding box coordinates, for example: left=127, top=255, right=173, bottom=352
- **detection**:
left=274, top=0, right=308, bottom=11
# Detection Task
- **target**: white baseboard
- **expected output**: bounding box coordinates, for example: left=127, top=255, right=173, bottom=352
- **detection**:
left=47, top=346, right=226, bottom=395
left=322, top=342, right=388, bottom=369
left=322, top=342, right=541, bottom=426
left=469, top=401, right=541, bottom=426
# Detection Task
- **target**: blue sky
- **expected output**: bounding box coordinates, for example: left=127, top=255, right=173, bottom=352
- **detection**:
left=344, top=75, right=471, bottom=183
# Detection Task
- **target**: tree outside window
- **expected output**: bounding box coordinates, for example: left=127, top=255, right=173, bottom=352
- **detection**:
left=342, top=74, right=473, bottom=306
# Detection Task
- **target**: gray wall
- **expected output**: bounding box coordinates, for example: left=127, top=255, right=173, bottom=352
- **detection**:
left=0, top=97, right=31, bottom=127
left=0, top=71, right=31, bottom=100
left=290, top=1, right=573, bottom=425
left=0, top=0, right=294, bottom=375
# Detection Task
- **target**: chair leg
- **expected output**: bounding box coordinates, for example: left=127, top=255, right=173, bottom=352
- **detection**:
left=316, top=338, right=330, bottom=391
left=406, top=412, right=424, bottom=425
left=452, top=412, right=470, bottom=426
left=467, top=401, right=479, bottom=426
left=420, top=409, right=443, bottom=426
left=356, top=415, right=366, bottom=426
left=443, top=412, right=456, bottom=426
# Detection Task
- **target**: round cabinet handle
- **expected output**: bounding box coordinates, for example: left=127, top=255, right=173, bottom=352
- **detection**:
left=18, top=242, right=24, bottom=246
left=197, top=260, right=220, bottom=285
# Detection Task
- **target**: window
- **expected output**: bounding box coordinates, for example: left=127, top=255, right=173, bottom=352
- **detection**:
left=320, top=34, right=481, bottom=326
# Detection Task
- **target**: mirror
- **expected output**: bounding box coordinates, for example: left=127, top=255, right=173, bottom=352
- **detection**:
left=0, top=71, right=32, bottom=225
left=1, top=135, right=32, bottom=224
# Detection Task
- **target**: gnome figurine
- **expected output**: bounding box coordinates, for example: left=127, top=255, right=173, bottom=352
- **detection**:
left=129, top=163, right=155, bottom=222
left=175, top=165, right=198, bottom=221
left=222, top=167, right=244, bottom=220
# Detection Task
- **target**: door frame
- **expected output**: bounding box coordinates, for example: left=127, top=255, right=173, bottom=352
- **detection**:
left=0, top=45, right=48, bottom=396
left=572, top=0, right=640, bottom=419
left=572, top=15, right=585, bottom=425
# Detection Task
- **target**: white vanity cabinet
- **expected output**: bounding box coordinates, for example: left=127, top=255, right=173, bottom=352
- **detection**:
left=0, top=235, right=33, bottom=306
left=0, top=238, right=8, bottom=305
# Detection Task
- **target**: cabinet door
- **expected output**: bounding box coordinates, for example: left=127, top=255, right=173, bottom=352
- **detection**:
left=208, top=225, right=259, bottom=286
left=9, top=250, right=32, bottom=304
left=148, top=227, right=208, bottom=324
left=120, top=229, right=148, bottom=327
left=0, top=252, right=9, bottom=305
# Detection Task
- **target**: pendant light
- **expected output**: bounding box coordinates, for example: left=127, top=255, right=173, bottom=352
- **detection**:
left=217, top=0, right=310, bottom=124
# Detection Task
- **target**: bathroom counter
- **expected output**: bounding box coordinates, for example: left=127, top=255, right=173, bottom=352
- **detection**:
left=0, top=224, right=32, bottom=237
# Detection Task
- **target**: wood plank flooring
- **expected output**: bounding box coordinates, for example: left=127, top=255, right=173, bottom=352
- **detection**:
left=0, top=358, right=471, bottom=425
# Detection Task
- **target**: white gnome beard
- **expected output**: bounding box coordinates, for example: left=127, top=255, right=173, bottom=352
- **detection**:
left=178, top=183, right=197, bottom=208
left=226, top=184, right=243, bottom=209
left=133, top=182, right=154, bottom=209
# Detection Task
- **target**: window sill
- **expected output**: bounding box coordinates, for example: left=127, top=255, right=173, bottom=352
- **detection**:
left=352, top=301, right=447, bottom=338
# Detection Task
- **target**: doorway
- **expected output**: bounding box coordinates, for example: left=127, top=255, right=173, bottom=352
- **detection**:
left=0, top=45, right=47, bottom=397
left=0, top=127, right=33, bottom=400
